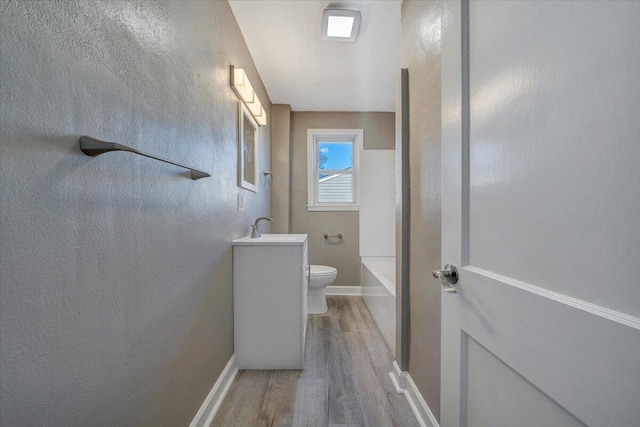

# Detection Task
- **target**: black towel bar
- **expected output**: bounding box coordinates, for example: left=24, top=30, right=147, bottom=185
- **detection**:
left=79, top=136, right=210, bottom=180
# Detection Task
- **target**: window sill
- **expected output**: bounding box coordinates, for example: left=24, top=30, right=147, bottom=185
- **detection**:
left=307, top=205, right=360, bottom=212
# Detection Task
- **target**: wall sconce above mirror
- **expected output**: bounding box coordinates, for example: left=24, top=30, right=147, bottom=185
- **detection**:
left=231, top=65, right=267, bottom=126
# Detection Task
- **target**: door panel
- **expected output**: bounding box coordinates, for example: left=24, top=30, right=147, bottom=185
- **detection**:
left=443, top=267, right=640, bottom=426
left=467, top=0, right=640, bottom=317
left=440, top=1, right=640, bottom=426
left=465, top=335, right=585, bottom=427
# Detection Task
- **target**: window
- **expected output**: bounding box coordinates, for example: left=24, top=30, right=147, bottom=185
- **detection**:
left=307, top=129, right=363, bottom=211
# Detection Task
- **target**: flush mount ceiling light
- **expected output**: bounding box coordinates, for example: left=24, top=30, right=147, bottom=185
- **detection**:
left=321, top=7, right=361, bottom=42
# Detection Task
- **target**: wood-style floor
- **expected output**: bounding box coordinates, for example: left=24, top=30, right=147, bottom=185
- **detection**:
left=212, top=296, right=418, bottom=427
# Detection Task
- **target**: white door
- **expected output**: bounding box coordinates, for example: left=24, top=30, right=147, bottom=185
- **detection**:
left=439, top=1, right=640, bottom=426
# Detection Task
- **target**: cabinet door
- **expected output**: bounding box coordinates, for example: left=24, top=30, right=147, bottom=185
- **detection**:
left=301, top=242, right=308, bottom=352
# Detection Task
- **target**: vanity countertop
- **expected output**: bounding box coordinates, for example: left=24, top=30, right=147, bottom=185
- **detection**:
left=232, top=234, right=308, bottom=246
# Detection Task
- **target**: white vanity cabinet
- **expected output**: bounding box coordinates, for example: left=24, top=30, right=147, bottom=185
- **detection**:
left=232, top=234, right=309, bottom=369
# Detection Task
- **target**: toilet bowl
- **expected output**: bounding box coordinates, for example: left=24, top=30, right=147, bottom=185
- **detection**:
left=308, top=265, right=337, bottom=314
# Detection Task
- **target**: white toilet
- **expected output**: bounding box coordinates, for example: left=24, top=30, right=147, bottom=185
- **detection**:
left=308, top=265, right=337, bottom=314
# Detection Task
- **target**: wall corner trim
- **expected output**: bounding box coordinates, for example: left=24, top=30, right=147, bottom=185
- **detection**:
left=390, top=361, right=439, bottom=427
left=189, top=354, right=239, bottom=427
left=325, top=286, right=362, bottom=296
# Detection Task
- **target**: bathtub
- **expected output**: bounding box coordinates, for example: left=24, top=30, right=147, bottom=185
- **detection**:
left=361, top=257, right=396, bottom=357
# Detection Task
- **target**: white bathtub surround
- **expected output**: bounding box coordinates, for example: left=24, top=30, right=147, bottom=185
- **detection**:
left=359, top=149, right=397, bottom=358
left=359, top=150, right=396, bottom=258
left=189, top=355, right=239, bottom=427
left=361, top=257, right=396, bottom=357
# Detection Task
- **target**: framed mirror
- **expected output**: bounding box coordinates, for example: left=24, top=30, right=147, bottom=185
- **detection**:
left=238, top=102, right=259, bottom=192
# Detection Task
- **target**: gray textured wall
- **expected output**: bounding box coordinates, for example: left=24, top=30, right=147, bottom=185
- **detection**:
left=0, top=1, right=271, bottom=425
left=401, top=0, right=443, bottom=422
left=270, top=104, right=291, bottom=234
left=289, top=112, right=394, bottom=287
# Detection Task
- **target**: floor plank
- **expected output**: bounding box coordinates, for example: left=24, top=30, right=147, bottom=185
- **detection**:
left=213, top=370, right=271, bottom=427
left=301, top=315, right=329, bottom=381
left=337, top=297, right=360, bottom=333
left=344, top=330, right=395, bottom=426
left=347, top=298, right=419, bottom=426
left=259, top=371, right=300, bottom=427
left=212, top=296, right=418, bottom=427
left=325, top=314, right=364, bottom=425
left=292, top=378, right=328, bottom=427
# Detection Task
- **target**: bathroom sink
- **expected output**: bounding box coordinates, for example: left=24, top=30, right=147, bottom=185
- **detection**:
left=257, top=234, right=300, bottom=241
left=232, top=234, right=308, bottom=245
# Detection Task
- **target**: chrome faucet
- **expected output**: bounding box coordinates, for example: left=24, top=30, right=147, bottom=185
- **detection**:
left=250, top=217, right=273, bottom=238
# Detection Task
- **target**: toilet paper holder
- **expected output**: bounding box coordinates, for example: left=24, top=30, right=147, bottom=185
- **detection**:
left=323, top=234, right=342, bottom=239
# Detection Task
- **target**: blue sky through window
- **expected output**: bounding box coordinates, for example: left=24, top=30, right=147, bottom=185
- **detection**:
left=318, top=142, right=352, bottom=170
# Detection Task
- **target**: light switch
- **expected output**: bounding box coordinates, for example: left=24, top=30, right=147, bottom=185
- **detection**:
left=238, top=191, right=245, bottom=212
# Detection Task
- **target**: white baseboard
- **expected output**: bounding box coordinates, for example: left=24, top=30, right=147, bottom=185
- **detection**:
left=390, top=361, right=439, bottom=427
left=389, top=360, right=408, bottom=393
left=189, top=354, right=238, bottom=427
left=325, top=285, right=361, bottom=296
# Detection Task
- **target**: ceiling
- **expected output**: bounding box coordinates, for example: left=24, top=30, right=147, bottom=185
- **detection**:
left=228, top=0, right=401, bottom=112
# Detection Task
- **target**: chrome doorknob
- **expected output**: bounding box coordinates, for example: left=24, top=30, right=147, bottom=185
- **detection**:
left=432, top=263, right=458, bottom=294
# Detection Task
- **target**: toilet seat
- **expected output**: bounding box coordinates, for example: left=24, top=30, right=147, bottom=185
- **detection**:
left=310, top=265, right=337, bottom=276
